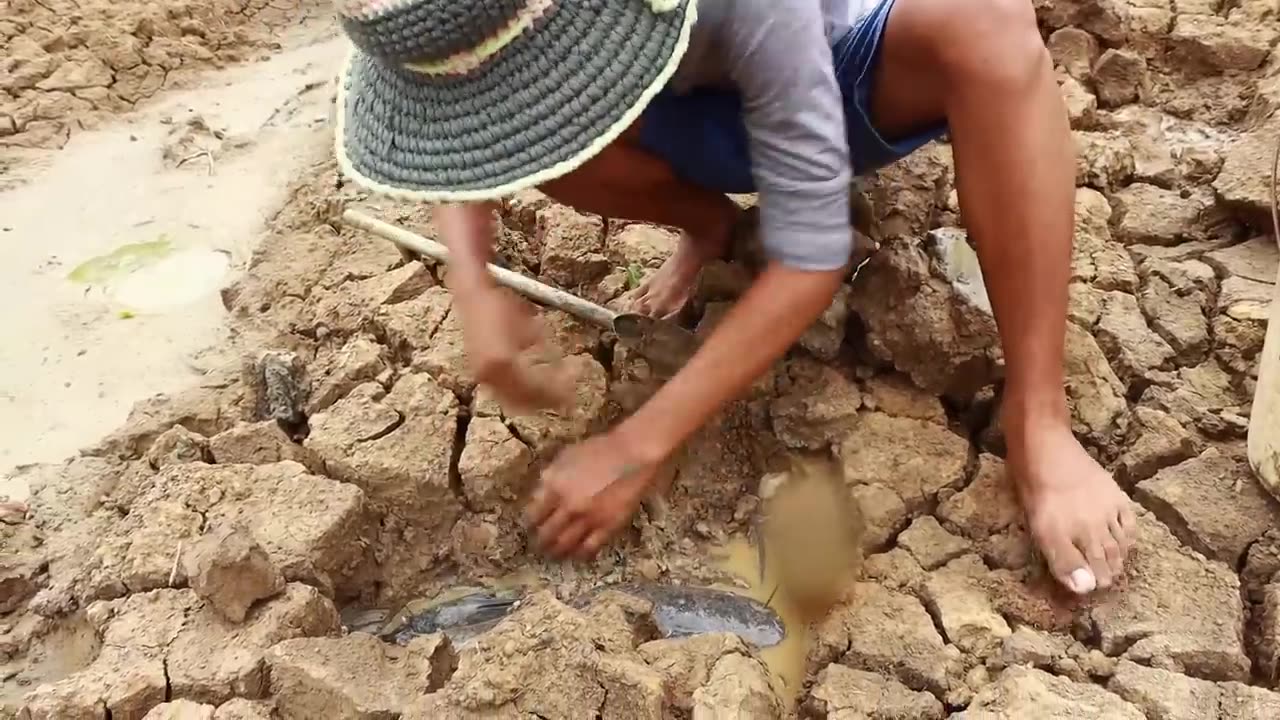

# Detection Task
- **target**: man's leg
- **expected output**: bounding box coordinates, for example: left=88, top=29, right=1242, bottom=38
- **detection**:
left=538, top=130, right=740, bottom=318
left=862, top=0, right=1136, bottom=592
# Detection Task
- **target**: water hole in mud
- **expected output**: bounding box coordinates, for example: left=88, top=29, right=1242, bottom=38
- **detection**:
left=355, top=534, right=832, bottom=702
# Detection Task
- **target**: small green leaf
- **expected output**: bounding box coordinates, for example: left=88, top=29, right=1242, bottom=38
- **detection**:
left=68, top=237, right=174, bottom=285
left=625, top=263, right=644, bottom=290
left=118, top=310, right=136, bottom=319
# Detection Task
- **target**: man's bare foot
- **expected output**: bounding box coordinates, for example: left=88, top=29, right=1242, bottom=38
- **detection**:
left=1009, top=421, right=1137, bottom=595
left=621, top=202, right=738, bottom=319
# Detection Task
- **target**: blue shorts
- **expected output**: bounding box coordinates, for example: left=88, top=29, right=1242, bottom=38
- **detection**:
left=634, top=0, right=948, bottom=194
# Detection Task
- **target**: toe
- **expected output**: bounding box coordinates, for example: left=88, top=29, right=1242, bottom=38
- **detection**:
left=1036, top=522, right=1095, bottom=595
left=1083, top=533, right=1115, bottom=589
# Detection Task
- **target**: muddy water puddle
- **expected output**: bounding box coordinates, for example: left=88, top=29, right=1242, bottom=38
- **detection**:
left=359, top=534, right=835, bottom=708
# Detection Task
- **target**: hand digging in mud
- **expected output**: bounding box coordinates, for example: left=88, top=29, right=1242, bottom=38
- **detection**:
left=437, top=203, right=573, bottom=415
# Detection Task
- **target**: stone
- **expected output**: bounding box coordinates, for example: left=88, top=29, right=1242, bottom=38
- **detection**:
left=1087, top=512, right=1249, bottom=681
left=861, top=374, right=945, bottom=422
left=1243, top=531, right=1280, bottom=600
left=538, top=204, right=609, bottom=288
left=310, top=263, right=434, bottom=337
left=1110, top=183, right=1207, bottom=246
left=1214, top=122, right=1280, bottom=226
left=1063, top=322, right=1127, bottom=439
left=897, top=516, right=971, bottom=571
left=182, top=524, right=284, bottom=624
left=413, top=592, right=660, bottom=719
left=1115, top=407, right=1198, bottom=486
left=35, top=57, right=113, bottom=91
left=999, top=626, right=1071, bottom=668
left=307, top=375, right=462, bottom=597
left=1093, top=49, right=1148, bottom=106
left=1204, top=236, right=1279, bottom=285
left=1096, top=291, right=1174, bottom=384
left=849, top=233, right=1001, bottom=398
left=509, top=354, right=609, bottom=457
left=770, top=357, right=861, bottom=450
left=609, top=223, right=675, bottom=269
left=921, top=556, right=1011, bottom=658
left=1060, top=74, right=1098, bottom=128
left=937, top=454, right=1020, bottom=540
left=639, top=633, right=748, bottom=715
left=597, top=656, right=665, bottom=720
left=809, top=583, right=953, bottom=695
left=1217, top=275, right=1273, bottom=322
left=1075, top=131, right=1134, bottom=190
left=691, top=653, right=782, bottom=719
left=213, top=700, right=276, bottom=720
left=1047, top=27, right=1100, bottom=80
left=799, top=284, right=852, bottom=360
left=1135, top=447, right=1280, bottom=565
left=208, top=421, right=317, bottom=471
left=410, top=311, right=473, bottom=395
left=1168, top=14, right=1276, bottom=73
left=457, top=416, right=533, bottom=512
left=373, top=286, right=452, bottom=357
left=838, top=412, right=970, bottom=514
left=306, top=335, right=389, bottom=414
left=1071, top=188, right=1137, bottom=292
left=145, top=425, right=209, bottom=468
left=1260, top=584, right=1280, bottom=684
left=1139, top=275, right=1209, bottom=364
left=803, top=664, right=944, bottom=719
left=1109, top=660, right=1280, bottom=720
left=850, top=484, right=910, bottom=551
left=20, top=585, right=339, bottom=718
left=863, top=548, right=927, bottom=594
left=143, top=700, right=216, bottom=719
left=964, top=666, right=1143, bottom=719
left=267, top=633, right=455, bottom=719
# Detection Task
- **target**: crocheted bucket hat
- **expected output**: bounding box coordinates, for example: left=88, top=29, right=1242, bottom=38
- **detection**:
left=333, top=0, right=698, bottom=201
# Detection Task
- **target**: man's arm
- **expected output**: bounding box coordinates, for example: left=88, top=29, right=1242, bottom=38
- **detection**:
left=616, top=261, right=846, bottom=463
left=435, top=201, right=573, bottom=412
left=435, top=202, right=499, bottom=298
left=614, top=0, right=854, bottom=460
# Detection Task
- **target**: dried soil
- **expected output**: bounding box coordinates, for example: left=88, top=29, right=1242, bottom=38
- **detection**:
left=2, top=0, right=1280, bottom=718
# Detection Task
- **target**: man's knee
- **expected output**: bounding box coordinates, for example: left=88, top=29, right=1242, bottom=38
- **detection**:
left=917, top=0, right=1049, bottom=89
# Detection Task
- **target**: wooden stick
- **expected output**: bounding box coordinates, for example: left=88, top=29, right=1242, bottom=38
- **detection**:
left=341, top=209, right=618, bottom=330
left=1248, top=134, right=1280, bottom=500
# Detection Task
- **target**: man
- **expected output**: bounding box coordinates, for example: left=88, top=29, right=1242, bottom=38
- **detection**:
left=333, top=0, right=1136, bottom=595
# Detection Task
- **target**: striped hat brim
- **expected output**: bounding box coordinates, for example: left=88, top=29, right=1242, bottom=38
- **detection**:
left=334, top=0, right=698, bottom=202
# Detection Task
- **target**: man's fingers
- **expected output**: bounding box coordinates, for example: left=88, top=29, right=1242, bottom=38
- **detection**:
left=549, top=517, right=592, bottom=558
left=574, top=528, right=613, bottom=561
left=525, top=486, right=556, bottom=528
left=536, top=505, right=576, bottom=550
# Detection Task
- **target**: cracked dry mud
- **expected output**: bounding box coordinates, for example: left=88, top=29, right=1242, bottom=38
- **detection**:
left=3, top=0, right=1280, bottom=717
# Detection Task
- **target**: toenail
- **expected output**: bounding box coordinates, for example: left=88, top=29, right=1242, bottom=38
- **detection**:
left=1068, top=568, right=1097, bottom=594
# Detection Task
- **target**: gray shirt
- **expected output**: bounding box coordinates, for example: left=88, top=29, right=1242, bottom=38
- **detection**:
left=670, top=0, right=858, bottom=271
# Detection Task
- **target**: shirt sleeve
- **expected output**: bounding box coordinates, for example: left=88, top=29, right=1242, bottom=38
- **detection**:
left=719, top=0, right=854, bottom=271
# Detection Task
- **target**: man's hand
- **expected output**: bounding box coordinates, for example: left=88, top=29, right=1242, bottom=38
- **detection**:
left=435, top=202, right=571, bottom=414
left=526, top=260, right=846, bottom=560
left=525, top=432, right=661, bottom=559
left=454, top=285, right=573, bottom=415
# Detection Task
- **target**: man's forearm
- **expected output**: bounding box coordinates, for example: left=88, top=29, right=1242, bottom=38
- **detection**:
left=615, top=263, right=846, bottom=462
left=437, top=202, right=499, bottom=298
